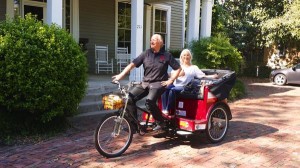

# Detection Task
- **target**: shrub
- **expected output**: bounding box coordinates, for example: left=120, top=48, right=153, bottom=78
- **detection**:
left=168, top=49, right=181, bottom=58
left=228, top=79, right=246, bottom=101
left=0, top=15, right=87, bottom=136
left=189, top=34, right=244, bottom=73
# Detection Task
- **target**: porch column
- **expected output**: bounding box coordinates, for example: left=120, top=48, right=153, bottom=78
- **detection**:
left=187, top=0, right=201, bottom=44
left=130, top=0, right=144, bottom=82
left=200, top=0, right=213, bottom=38
left=6, top=0, right=14, bottom=19
left=72, top=0, right=80, bottom=43
left=46, top=0, right=63, bottom=27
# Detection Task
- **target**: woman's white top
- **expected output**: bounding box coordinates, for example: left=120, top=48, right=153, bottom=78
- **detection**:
left=172, top=65, right=205, bottom=87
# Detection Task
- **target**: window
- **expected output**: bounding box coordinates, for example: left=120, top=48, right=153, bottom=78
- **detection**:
left=153, top=5, right=170, bottom=50
left=118, top=2, right=131, bottom=53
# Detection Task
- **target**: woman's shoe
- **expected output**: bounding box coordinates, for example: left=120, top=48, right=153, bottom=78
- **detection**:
left=162, top=110, right=169, bottom=115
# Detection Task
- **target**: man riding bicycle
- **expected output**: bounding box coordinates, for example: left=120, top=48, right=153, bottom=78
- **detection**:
left=112, top=34, right=181, bottom=131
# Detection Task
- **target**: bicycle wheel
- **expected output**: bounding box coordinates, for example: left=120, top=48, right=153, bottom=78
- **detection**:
left=205, top=104, right=229, bottom=143
left=94, top=114, right=133, bottom=158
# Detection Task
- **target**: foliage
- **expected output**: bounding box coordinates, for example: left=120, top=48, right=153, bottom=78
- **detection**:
left=189, top=34, right=243, bottom=73
left=260, top=0, right=300, bottom=49
left=228, top=79, right=246, bottom=101
left=0, top=15, right=88, bottom=136
left=168, top=49, right=182, bottom=58
left=212, top=0, right=299, bottom=65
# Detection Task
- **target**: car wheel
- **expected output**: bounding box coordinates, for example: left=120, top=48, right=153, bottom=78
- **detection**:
left=274, top=74, right=287, bottom=86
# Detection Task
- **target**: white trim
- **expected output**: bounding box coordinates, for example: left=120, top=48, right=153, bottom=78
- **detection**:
left=6, top=0, right=14, bottom=19
left=130, top=0, right=144, bottom=82
left=187, top=0, right=200, bottom=42
left=115, top=0, right=119, bottom=56
left=152, top=4, right=171, bottom=50
left=200, top=0, right=213, bottom=38
left=144, top=5, right=152, bottom=50
left=182, top=0, right=186, bottom=48
left=72, top=0, right=80, bottom=42
left=46, top=0, right=63, bottom=27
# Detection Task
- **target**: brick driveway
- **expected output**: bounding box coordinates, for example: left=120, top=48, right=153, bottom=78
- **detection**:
left=1, top=78, right=300, bottom=168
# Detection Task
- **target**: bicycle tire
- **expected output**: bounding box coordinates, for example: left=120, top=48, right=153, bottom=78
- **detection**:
left=94, top=114, right=133, bottom=158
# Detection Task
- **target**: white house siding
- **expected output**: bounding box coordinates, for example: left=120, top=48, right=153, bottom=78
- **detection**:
left=162, top=0, right=184, bottom=50
left=0, top=0, right=6, bottom=21
left=79, top=0, right=116, bottom=73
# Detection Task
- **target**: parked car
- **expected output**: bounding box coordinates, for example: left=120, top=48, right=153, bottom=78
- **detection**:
left=270, top=63, right=300, bottom=85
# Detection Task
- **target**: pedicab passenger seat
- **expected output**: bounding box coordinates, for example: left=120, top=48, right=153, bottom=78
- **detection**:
left=177, top=69, right=236, bottom=101
left=177, top=78, right=204, bottom=100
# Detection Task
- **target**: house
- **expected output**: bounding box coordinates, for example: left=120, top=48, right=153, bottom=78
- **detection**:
left=0, top=0, right=214, bottom=81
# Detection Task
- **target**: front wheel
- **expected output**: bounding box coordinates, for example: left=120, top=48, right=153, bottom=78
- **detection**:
left=274, top=74, right=287, bottom=86
left=94, top=114, right=133, bottom=158
left=205, top=104, right=229, bottom=143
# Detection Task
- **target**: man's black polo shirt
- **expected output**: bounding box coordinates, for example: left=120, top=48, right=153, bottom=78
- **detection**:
left=132, top=48, right=180, bottom=88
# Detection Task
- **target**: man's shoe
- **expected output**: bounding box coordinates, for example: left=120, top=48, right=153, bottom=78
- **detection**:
left=153, top=122, right=165, bottom=131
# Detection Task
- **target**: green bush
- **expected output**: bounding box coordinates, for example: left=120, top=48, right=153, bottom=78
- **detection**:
left=0, top=15, right=87, bottom=136
left=189, top=34, right=244, bottom=73
left=228, top=79, right=246, bottom=101
left=168, top=49, right=182, bottom=58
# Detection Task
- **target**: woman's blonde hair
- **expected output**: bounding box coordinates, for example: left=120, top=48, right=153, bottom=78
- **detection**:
left=179, top=49, right=193, bottom=65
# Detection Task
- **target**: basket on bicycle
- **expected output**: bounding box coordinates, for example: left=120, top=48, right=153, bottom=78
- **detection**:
left=102, top=93, right=124, bottom=110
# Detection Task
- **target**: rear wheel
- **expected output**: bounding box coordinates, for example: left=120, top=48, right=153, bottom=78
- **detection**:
left=274, top=74, right=287, bottom=86
left=205, top=104, right=229, bottom=143
left=94, top=114, right=133, bottom=158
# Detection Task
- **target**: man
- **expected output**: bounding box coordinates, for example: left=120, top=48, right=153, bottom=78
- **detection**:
left=112, top=34, right=181, bottom=130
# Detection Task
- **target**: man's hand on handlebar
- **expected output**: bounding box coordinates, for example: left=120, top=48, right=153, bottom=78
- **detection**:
left=112, top=74, right=123, bottom=82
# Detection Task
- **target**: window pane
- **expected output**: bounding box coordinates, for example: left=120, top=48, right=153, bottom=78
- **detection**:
left=118, top=2, right=125, bottom=15
left=118, top=29, right=125, bottom=41
left=161, top=22, right=166, bottom=33
left=125, top=30, right=131, bottom=41
left=118, top=15, right=125, bottom=28
left=118, top=2, right=131, bottom=52
left=125, top=16, right=131, bottom=29
left=161, top=11, right=167, bottom=21
left=155, top=10, right=160, bottom=21
left=155, top=21, right=160, bottom=32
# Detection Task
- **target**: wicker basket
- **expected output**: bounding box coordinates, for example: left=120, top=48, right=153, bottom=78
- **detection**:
left=102, top=94, right=124, bottom=110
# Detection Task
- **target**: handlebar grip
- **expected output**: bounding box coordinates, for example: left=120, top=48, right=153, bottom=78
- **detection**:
left=111, top=81, right=120, bottom=85
left=131, top=81, right=142, bottom=85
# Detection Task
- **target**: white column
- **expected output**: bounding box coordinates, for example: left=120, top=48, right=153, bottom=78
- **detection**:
left=200, top=0, right=213, bottom=38
left=72, top=0, right=80, bottom=43
left=6, top=0, right=14, bottom=19
left=187, top=0, right=201, bottom=43
left=129, top=0, right=144, bottom=82
left=144, top=5, right=151, bottom=51
left=46, top=0, right=63, bottom=27
left=182, top=0, right=186, bottom=48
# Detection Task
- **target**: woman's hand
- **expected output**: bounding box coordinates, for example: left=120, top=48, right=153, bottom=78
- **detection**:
left=161, top=79, right=174, bottom=87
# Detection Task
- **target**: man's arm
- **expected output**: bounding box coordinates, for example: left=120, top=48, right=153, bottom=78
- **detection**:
left=112, top=63, right=135, bottom=82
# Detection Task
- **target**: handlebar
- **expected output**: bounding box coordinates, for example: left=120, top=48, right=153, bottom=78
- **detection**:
left=111, top=81, right=142, bottom=94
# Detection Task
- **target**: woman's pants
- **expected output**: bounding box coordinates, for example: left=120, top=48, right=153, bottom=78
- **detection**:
left=161, top=84, right=184, bottom=112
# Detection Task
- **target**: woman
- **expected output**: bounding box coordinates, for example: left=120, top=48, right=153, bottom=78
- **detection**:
left=161, top=49, right=217, bottom=114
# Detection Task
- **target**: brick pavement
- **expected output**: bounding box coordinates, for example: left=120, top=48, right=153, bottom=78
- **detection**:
left=1, top=78, right=300, bottom=168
